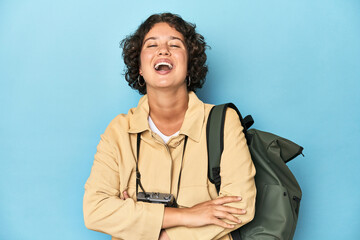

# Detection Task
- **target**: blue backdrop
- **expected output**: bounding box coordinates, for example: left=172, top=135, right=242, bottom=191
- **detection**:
left=1, top=0, right=359, bottom=239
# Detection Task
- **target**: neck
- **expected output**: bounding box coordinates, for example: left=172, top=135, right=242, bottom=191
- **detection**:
left=147, top=87, right=189, bottom=136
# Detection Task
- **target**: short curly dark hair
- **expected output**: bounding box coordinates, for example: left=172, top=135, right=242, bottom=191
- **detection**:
left=120, top=13, right=209, bottom=95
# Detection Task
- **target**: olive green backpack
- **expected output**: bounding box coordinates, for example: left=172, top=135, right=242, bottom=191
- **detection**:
left=207, top=103, right=303, bottom=240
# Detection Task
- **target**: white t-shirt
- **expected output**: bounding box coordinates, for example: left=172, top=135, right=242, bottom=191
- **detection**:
left=148, top=116, right=179, bottom=143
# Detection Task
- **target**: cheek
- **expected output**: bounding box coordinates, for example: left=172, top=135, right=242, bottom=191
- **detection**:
left=181, top=55, right=189, bottom=72
left=139, top=51, right=151, bottom=72
left=140, top=52, right=146, bottom=64
left=176, top=52, right=188, bottom=69
left=140, top=48, right=152, bottom=59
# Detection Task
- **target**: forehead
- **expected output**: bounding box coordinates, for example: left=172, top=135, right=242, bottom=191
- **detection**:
left=143, top=22, right=185, bottom=41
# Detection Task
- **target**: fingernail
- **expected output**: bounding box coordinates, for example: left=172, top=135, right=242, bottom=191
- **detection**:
left=238, top=218, right=242, bottom=223
left=237, top=196, right=242, bottom=200
left=242, top=209, right=247, bottom=214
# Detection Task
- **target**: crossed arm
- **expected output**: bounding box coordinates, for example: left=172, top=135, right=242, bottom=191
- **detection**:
left=84, top=109, right=256, bottom=239
left=121, top=191, right=246, bottom=240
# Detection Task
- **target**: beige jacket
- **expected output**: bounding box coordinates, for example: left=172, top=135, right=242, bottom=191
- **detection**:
left=83, top=92, right=256, bottom=240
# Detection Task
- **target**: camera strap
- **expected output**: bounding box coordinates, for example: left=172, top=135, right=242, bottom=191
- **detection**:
left=135, top=133, right=188, bottom=198
left=136, top=133, right=148, bottom=197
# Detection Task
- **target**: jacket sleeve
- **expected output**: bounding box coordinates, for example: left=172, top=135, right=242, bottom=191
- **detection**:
left=83, top=131, right=165, bottom=240
left=165, top=108, right=257, bottom=240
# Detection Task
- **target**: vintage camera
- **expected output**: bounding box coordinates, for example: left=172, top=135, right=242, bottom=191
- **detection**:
left=137, top=192, right=177, bottom=207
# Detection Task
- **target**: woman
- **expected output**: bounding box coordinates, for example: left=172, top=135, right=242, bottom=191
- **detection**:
left=83, top=13, right=256, bottom=240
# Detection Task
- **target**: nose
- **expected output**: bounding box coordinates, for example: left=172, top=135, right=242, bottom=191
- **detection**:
left=158, top=44, right=170, bottom=56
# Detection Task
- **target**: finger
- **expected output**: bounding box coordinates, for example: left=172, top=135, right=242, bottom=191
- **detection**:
left=123, top=191, right=130, bottom=199
left=159, top=230, right=170, bottom=240
left=216, top=205, right=247, bottom=215
left=213, top=196, right=242, bottom=205
left=214, top=210, right=242, bottom=224
left=211, top=217, right=236, bottom=229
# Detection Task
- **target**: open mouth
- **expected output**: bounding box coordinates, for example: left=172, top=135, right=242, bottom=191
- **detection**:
left=154, top=61, right=173, bottom=72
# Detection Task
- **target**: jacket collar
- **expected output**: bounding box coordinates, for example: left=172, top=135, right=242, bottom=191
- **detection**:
left=128, top=91, right=205, bottom=143
left=128, top=95, right=150, bottom=134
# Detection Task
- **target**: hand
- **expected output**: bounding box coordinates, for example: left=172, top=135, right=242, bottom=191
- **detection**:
left=181, top=196, right=246, bottom=229
left=158, top=230, right=170, bottom=240
left=120, top=190, right=130, bottom=200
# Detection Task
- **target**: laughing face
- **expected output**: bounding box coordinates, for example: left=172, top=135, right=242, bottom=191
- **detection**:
left=139, top=22, right=188, bottom=93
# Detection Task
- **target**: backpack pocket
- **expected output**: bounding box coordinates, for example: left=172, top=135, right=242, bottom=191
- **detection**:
left=241, top=184, right=295, bottom=240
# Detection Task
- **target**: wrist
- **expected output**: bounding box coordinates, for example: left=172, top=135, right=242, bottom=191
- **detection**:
left=177, top=207, right=186, bottom=227
left=163, top=207, right=186, bottom=229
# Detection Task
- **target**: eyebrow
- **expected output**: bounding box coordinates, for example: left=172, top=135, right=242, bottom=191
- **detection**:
left=143, top=36, right=185, bottom=45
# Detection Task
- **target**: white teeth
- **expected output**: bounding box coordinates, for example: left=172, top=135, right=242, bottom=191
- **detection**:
left=154, top=62, right=173, bottom=70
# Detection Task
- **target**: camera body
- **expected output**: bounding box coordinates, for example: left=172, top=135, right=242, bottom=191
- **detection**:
left=137, top=192, right=177, bottom=207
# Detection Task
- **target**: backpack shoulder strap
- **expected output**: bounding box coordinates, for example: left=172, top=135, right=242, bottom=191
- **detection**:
left=207, top=104, right=227, bottom=194
left=206, top=103, right=252, bottom=193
